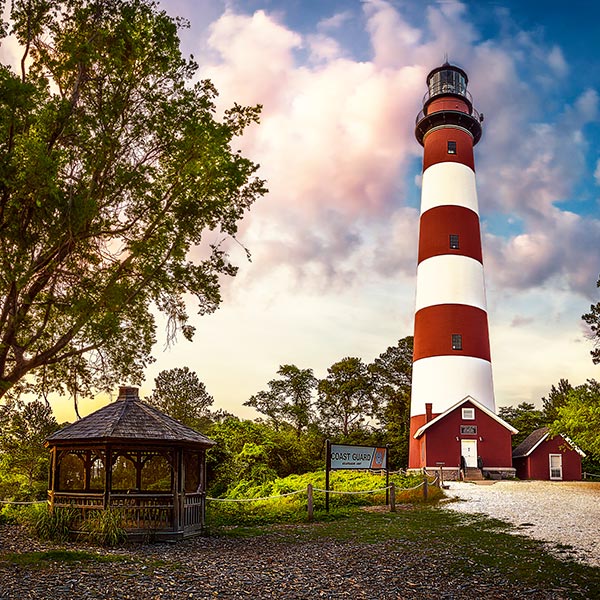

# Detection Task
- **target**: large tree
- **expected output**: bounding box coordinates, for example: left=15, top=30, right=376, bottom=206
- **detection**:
left=369, top=336, right=413, bottom=467
left=0, top=0, right=265, bottom=409
left=317, top=357, right=375, bottom=437
left=0, top=398, right=59, bottom=498
left=498, top=402, right=547, bottom=448
left=146, top=366, right=213, bottom=429
left=244, top=364, right=317, bottom=437
left=549, top=379, right=600, bottom=459
left=583, top=276, right=600, bottom=364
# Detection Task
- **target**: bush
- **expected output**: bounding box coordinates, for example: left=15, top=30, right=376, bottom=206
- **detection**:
left=207, top=470, right=441, bottom=527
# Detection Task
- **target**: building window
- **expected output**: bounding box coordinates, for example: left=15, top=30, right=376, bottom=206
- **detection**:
left=452, top=334, right=462, bottom=350
left=447, top=141, right=457, bottom=154
left=462, top=408, right=475, bottom=420
left=460, top=425, right=477, bottom=435
left=449, top=234, right=459, bottom=249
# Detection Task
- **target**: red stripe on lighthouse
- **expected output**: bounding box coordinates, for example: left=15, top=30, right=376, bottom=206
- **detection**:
left=413, top=304, right=491, bottom=362
left=423, top=128, right=474, bottom=171
left=418, top=205, right=482, bottom=264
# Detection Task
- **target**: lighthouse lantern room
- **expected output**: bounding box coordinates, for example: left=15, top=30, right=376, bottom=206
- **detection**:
left=409, top=63, right=516, bottom=479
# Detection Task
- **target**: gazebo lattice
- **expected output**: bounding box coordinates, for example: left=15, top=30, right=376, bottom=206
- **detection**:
left=45, top=386, right=215, bottom=540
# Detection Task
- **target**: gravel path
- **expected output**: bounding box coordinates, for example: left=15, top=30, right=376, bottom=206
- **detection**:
left=442, top=481, right=600, bottom=567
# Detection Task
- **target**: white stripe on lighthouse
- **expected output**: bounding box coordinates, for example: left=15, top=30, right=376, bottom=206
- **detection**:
left=410, top=355, right=495, bottom=416
left=421, top=162, right=479, bottom=215
left=415, top=255, right=487, bottom=312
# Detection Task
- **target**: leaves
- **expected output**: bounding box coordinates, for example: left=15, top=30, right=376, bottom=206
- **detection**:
left=0, top=0, right=266, bottom=402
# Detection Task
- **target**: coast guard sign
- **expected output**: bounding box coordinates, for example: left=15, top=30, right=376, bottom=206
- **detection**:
left=329, top=444, right=387, bottom=470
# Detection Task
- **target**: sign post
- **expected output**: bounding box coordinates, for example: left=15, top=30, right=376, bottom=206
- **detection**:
left=325, top=443, right=388, bottom=512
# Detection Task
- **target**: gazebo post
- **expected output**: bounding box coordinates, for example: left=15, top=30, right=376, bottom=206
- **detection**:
left=104, top=445, right=112, bottom=510
left=173, top=448, right=181, bottom=532
left=48, top=446, right=57, bottom=511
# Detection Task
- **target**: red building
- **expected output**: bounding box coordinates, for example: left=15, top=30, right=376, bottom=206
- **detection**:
left=512, top=428, right=585, bottom=481
left=411, top=396, right=516, bottom=479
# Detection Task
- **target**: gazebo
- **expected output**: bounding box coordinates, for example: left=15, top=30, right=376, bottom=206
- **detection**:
left=45, top=386, right=215, bottom=540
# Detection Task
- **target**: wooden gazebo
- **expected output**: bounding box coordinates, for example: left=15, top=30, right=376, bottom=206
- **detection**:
left=45, top=386, right=215, bottom=540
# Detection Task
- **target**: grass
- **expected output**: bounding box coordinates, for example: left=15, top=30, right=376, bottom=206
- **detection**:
left=213, top=506, right=600, bottom=598
left=0, top=549, right=127, bottom=568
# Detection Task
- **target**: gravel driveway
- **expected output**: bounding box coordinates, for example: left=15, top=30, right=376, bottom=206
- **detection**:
left=442, top=480, right=600, bottom=567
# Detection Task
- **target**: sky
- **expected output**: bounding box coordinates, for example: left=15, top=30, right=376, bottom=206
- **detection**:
left=4, top=0, right=600, bottom=422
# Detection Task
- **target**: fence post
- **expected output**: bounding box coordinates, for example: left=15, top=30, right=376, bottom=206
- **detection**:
left=307, top=484, right=314, bottom=522
left=423, top=472, right=428, bottom=501
left=389, top=483, right=396, bottom=513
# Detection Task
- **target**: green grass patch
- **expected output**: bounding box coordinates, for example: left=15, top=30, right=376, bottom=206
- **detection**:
left=0, top=549, right=126, bottom=568
left=207, top=470, right=440, bottom=527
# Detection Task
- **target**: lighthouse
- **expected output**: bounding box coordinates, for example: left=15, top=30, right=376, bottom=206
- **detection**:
left=408, top=63, right=516, bottom=476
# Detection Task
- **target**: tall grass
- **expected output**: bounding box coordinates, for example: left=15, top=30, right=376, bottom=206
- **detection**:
left=207, top=470, right=441, bottom=527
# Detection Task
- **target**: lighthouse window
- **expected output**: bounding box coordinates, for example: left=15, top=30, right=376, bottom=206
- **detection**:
left=447, top=141, right=457, bottom=154
left=452, top=334, right=463, bottom=350
left=449, top=234, right=460, bottom=249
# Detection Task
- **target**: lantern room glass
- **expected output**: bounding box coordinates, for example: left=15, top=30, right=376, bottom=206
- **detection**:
left=428, top=69, right=467, bottom=98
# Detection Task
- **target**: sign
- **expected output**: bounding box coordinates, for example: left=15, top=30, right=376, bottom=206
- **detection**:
left=329, top=444, right=387, bottom=470
left=460, top=425, right=477, bottom=435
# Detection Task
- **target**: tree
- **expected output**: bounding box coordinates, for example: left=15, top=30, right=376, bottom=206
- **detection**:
left=369, top=336, right=413, bottom=468
left=147, top=366, right=213, bottom=429
left=0, top=0, right=266, bottom=409
left=542, top=378, right=573, bottom=423
left=0, top=398, right=59, bottom=499
left=244, top=364, right=317, bottom=436
left=582, top=276, right=600, bottom=364
left=549, top=379, right=600, bottom=459
left=316, top=357, right=375, bottom=437
left=498, top=402, right=547, bottom=448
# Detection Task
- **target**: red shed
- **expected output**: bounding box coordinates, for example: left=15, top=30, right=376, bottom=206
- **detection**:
left=512, top=427, right=585, bottom=481
left=411, top=396, right=517, bottom=480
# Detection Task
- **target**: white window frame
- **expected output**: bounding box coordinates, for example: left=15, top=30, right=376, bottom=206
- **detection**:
left=462, top=407, right=475, bottom=420
left=549, top=454, right=563, bottom=481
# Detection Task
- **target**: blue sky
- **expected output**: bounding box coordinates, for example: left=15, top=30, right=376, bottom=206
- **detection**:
left=5, top=0, right=598, bottom=421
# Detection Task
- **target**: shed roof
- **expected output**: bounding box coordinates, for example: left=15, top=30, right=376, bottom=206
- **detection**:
left=46, top=386, right=215, bottom=447
left=512, top=427, right=585, bottom=458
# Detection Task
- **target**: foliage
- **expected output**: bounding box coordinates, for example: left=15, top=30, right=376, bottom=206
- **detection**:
left=245, top=364, right=316, bottom=436
left=498, top=402, right=547, bottom=448
left=31, top=505, right=79, bottom=542
left=0, top=0, right=265, bottom=407
left=206, top=416, right=325, bottom=495
left=80, top=508, right=127, bottom=546
left=0, top=549, right=127, bottom=566
left=0, top=399, right=59, bottom=500
left=542, top=378, right=573, bottom=423
left=146, top=366, right=213, bottom=429
left=549, top=379, right=600, bottom=459
left=317, top=357, right=375, bottom=437
left=207, top=470, right=438, bottom=528
left=582, top=275, right=600, bottom=364
left=369, top=336, right=413, bottom=468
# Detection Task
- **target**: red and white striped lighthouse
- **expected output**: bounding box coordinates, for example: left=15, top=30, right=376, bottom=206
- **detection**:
left=409, top=63, right=494, bottom=469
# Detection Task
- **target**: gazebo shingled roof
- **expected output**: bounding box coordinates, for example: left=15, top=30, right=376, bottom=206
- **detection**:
left=46, top=386, right=215, bottom=446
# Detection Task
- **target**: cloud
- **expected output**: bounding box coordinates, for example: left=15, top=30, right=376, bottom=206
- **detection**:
left=197, top=0, right=599, bottom=303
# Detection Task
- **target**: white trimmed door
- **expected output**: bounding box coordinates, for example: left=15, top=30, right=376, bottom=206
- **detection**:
left=461, top=439, right=478, bottom=468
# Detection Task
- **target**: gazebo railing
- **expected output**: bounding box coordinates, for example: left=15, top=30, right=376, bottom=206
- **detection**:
left=110, top=493, right=174, bottom=530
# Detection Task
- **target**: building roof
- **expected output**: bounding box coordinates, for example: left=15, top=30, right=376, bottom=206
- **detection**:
left=413, top=395, right=519, bottom=439
left=46, top=386, right=216, bottom=447
left=512, top=427, right=585, bottom=458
